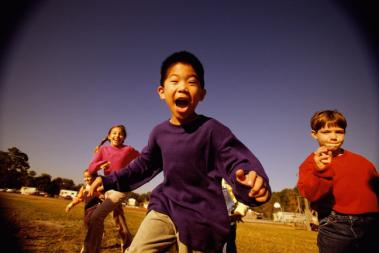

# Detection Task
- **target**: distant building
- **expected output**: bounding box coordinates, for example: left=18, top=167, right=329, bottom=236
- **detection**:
left=242, top=209, right=264, bottom=222
left=273, top=211, right=307, bottom=223
left=20, top=186, right=38, bottom=195
left=127, top=198, right=137, bottom=206
left=59, top=189, right=78, bottom=199
left=142, top=201, right=149, bottom=209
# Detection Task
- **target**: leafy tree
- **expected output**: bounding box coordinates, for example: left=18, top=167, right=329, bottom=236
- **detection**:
left=0, top=147, right=30, bottom=188
left=252, top=187, right=302, bottom=219
left=138, top=192, right=151, bottom=204
left=25, top=170, right=37, bottom=187
left=34, top=173, right=52, bottom=192
left=46, top=177, right=63, bottom=196
left=61, top=178, right=75, bottom=190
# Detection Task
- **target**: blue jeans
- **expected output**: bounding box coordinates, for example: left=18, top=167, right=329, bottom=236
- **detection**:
left=317, top=211, right=379, bottom=253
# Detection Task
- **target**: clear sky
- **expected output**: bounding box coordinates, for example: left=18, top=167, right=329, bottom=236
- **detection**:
left=1, top=1, right=378, bottom=194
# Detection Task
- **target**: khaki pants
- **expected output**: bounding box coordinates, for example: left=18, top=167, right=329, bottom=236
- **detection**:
left=126, top=210, right=210, bottom=253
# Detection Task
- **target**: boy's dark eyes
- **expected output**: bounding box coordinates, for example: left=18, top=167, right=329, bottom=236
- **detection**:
left=188, top=79, right=199, bottom=85
left=320, top=130, right=344, bottom=134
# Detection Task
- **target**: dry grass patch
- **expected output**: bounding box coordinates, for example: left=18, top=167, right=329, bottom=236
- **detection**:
left=0, top=193, right=317, bottom=253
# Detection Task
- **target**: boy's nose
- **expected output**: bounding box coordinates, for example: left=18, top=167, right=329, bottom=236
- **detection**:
left=178, top=82, right=189, bottom=91
left=330, top=132, right=337, bottom=139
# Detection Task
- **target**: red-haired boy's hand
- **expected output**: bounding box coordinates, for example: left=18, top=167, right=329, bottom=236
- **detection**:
left=313, top=146, right=332, bottom=171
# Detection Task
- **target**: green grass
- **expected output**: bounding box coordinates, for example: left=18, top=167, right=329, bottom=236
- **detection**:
left=0, top=192, right=318, bottom=253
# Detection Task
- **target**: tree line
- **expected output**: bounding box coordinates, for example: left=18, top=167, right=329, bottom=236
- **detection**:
left=1, top=147, right=304, bottom=216
left=0, top=147, right=151, bottom=205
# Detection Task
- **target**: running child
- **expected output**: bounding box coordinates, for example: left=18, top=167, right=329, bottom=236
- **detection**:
left=84, top=125, right=140, bottom=253
left=65, top=169, right=104, bottom=253
left=89, top=51, right=271, bottom=253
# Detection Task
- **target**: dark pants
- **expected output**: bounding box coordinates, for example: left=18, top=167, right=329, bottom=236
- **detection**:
left=223, top=223, right=237, bottom=253
left=317, top=211, right=379, bottom=253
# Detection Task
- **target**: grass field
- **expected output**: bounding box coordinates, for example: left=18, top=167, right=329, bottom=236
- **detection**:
left=0, top=192, right=318, bottom=253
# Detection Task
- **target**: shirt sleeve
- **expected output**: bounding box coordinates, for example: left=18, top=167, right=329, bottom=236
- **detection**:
left=234, top=202, right=249, bottom=216
left=222, top=179, right=249, bottom=216
left=87, top=147, right=108, bottom=174
left=101, top=131, right=163, bottom=192
left=297, top=154, right=334, bottom=202
left=214, top=122, right=271, bottom=206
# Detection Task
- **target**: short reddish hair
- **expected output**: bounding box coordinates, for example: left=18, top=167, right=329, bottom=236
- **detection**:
left=310, top=110, right=347, bottom=132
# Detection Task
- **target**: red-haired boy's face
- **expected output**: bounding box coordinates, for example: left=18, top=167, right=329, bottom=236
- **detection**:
left=311, top=125, right=345, bottom=152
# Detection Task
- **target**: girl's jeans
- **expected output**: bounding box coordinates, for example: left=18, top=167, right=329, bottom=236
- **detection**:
left=317, top=211, right=379, bottom=253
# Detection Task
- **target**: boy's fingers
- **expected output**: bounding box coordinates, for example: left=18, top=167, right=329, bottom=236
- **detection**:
left=254, top=188, right=270, bottom=202
left=235, top=169, right=246, bottom=182
left=248, top=176, right=264, bottom=196
left=314, top=146, right=328, bottom=156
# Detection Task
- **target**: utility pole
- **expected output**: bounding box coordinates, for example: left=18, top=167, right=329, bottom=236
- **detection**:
left=297, top=196, right=312, bottom=231
left=303, top=197, right=312, bottom=231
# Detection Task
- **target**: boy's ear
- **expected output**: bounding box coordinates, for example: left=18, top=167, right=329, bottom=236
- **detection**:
left=199, top=88, right=207, bottom=101
left=157, top=85, right=165, bottom=100
left=311, top=130, right=318, bottom=140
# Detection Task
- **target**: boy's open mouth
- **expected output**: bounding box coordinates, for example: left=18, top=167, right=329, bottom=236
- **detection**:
left=175, top=98, right=190, bottom=108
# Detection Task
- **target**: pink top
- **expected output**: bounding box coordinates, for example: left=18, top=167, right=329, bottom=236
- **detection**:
left=88, top=145, right=140, bottom=176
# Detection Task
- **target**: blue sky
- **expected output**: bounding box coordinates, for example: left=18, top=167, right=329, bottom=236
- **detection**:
left=1, top=1, right=378, bottom=194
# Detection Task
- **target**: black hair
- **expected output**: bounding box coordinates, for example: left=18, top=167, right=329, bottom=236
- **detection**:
left=160, top=51, right=205, bottom=88
left=94, top=125, right=127, bottom=154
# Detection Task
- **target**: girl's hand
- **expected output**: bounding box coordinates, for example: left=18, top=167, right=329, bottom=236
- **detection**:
left=100, top=161, right=111, bottom=170
left=235, top=169, right=269, bottom=202
left=65, top=203, right=73, bottom=213
left=88, top=177, right=103, bottom=197
left=313, top=146, right=332, bottom=171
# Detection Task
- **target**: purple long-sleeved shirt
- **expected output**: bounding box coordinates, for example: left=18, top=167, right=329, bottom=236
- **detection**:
left=102, top=115, right=270, bottom=251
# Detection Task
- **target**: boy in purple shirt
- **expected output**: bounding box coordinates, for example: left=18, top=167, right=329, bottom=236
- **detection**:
left=89, top=51, right=271, bottom=252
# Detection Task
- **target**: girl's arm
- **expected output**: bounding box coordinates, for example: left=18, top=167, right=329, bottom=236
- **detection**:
left=65, top=186, right=85, bottom=212
left=87, top=147, right=109, bottom=174
left=100, top=132, right=163, bottom=193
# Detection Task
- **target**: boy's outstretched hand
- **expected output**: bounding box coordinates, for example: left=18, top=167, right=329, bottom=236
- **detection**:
left=235, top=169, right=269, bottom=202
left=88, top=176, right=103, bottom=197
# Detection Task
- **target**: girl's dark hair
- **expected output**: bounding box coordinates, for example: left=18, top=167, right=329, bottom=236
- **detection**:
left=160, top=51, right=205, bottom=88
left=310, top=110, right=347, bottom=132
left=98, top=125, right=127, bottom=147
left=84, top=169, right=98, bottom=177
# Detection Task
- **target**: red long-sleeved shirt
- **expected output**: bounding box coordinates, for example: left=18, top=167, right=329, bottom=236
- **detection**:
left=297, top=149, right=378, bottom=215
left=87, top=145, right=140, bottom=176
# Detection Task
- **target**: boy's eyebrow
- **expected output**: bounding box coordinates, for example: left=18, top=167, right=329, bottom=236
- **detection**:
left=166, top=74, right=199, bottom=79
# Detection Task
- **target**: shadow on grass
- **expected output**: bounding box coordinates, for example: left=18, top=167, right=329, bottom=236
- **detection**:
left=0, top=199, right=25, bottom=253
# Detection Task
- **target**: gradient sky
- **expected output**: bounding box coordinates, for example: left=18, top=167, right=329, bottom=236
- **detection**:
left=1, top=1, right=378, bottom=194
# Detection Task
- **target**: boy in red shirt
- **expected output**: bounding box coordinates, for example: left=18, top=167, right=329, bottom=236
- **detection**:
left=297, top=110, right=378, bottom=253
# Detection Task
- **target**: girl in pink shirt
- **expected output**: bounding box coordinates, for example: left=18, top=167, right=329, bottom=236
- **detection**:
left=85, top=125, right=139, bottom=253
